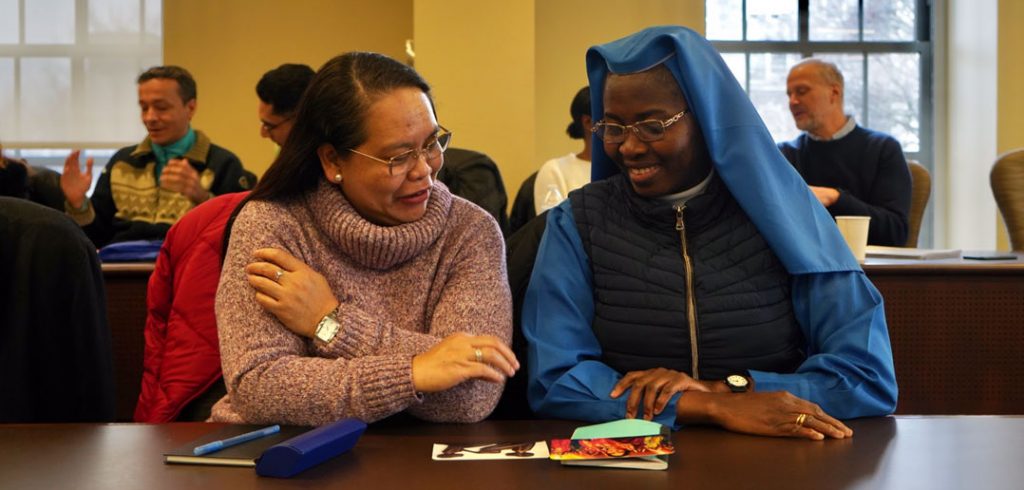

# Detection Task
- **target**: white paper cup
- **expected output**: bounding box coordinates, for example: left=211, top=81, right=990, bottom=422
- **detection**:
left=836, top=216, right=871, bottom=263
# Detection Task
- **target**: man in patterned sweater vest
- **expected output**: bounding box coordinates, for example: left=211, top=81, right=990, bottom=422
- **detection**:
left=61, top=65, right=255, bottom=248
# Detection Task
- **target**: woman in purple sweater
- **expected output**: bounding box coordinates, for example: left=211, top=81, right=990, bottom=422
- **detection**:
left=211, top=52, right=518, bottom=426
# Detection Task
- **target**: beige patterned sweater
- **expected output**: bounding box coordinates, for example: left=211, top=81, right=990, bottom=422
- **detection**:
left=211, top=180, right=511, bottom=426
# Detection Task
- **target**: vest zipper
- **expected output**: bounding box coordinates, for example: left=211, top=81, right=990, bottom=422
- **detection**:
left=674, top=204, right=700, bottom=380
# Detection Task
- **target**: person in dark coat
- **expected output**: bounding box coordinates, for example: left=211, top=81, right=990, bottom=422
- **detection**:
left=0, top=197, right=115, bottom=422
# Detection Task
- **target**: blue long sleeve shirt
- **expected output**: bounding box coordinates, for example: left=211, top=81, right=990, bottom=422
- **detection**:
left=524, top=202, right=898, bottom=428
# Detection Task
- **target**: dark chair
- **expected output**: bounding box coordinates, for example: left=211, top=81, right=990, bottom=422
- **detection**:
left=437, top=148, right=509, bottom=235
left=992, top=149, right=1024, bottom=251
left=904, top=160, right=931, bottom=247
left=508, top=171, right=538, bottom=236
left=0, top=197, right=115, bottom=422
left=490, top=211, right=549, bottom=419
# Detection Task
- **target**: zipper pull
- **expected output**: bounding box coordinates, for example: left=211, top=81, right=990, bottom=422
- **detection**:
left=674, top=204, right=686, bottom=231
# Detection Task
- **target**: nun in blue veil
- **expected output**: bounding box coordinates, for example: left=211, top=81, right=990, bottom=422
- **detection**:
left=522, top=26, right=896, bottom=439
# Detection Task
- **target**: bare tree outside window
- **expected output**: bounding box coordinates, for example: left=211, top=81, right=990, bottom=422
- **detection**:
left=868, top=53, right=920, bottom=152
left=810, top=0, right=859, bottom=41
left=747, top=0, right=798, bottom=41
left=864, top=0, right=916, bottom=41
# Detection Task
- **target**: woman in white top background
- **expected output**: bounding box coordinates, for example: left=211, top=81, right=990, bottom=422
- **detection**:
left=533, top=86, right=592, bottom=213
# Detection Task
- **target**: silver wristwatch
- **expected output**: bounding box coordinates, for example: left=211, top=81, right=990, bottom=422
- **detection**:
left=314, top=311, right=341, bottom=344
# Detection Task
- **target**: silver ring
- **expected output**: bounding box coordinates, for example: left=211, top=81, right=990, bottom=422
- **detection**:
left=474, top=348, right=483, bottom=363
left=274, top=269, right=284, bottom=283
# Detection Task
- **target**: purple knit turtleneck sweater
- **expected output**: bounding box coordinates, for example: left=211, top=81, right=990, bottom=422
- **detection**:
left=211, top=179, right=511, bottom=426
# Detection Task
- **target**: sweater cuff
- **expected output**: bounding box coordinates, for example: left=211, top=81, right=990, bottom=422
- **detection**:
left=829, top=189, right=863, bottom=216
left=331, top=304, right=384, bottom=359
left=65, top=199, right=95, bottom=226
left=356, top=354, right=420, bottom=420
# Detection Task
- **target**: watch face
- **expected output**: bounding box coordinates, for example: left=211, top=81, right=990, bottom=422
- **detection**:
left=315, top=315, right=340, bottom=343
left=727, top=375, right=748, bottom=388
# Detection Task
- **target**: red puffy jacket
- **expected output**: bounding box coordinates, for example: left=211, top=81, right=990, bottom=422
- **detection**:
left=134, top=192, right=248, bottom=422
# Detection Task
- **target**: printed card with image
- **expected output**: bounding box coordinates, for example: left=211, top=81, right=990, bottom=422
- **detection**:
left=548, top=435, right=674, bottom=460
left=431, top=441, right=549, bottom=461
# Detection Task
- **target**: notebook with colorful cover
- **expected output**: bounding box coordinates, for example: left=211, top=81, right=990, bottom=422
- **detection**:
left=551, top=419, right=673, bottom=471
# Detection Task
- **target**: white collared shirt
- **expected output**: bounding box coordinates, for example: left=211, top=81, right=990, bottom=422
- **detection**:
left=807, top=115, right=857, bottom=141
left=658, top=168, right=716, bottom=206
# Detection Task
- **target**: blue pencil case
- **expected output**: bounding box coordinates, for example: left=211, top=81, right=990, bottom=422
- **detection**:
left=97, top=239, right=163, bottom=262
left=255, top=418, right=367, bottom=478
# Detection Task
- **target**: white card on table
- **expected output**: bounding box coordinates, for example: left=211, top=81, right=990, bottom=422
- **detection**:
left=431, top=441, right=549, bottom=461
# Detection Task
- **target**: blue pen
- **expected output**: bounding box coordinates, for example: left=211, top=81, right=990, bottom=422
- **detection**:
left=193, top=425, right=281, bottom=456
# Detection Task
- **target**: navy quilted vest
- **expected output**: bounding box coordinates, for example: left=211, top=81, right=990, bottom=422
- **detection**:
left=570, top=174, right=805, bottom=380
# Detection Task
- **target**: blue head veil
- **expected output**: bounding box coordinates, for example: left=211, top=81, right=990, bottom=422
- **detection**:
left=586, top=25, right=859, bottom=274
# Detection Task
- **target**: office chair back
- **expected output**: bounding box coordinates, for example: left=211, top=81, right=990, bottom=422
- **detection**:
left=991, top=149, right=1024, bottom=251
left=905, top=160, right=931, bottom=247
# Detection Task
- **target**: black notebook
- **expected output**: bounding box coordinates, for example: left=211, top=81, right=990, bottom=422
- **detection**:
left=164, top=425, right=308, bottom=467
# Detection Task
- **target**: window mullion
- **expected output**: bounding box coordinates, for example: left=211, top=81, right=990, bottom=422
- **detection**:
left=861, top=52, right=869, bottom=127
left=742, top=0, right=748, bottom=41
left=17, top=0, right=24, bottom=43
left=859, top=0, right=867, bottom=127
left=744, top=52, right=750, bottom=92
left=798, top=0, right=806, bottom=45
left=858, top=0, right=864, bottom=42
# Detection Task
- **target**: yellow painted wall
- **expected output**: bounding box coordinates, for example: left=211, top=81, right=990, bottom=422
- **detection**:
left=997, top=0, right=1024, bottom=250
left=164, top=1, right=704, bottom=208
left=163, top=0, right=413, bottom=178
left=413, top=0, right=536, bottom=201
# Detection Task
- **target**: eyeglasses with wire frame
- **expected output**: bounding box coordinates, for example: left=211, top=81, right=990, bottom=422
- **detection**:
left=591, top=109, right=689, bottom=144
left=348, top=127, right=452, bottom=176
left=260, top=116, right=293, bottom=133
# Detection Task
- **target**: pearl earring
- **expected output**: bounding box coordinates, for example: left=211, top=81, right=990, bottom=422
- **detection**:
left=333, top=173, right=343, bottom=183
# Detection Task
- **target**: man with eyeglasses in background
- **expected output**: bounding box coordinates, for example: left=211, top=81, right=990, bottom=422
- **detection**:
left=779, top=58, right=911, bottom=247
left=257, top=63, right=315, bottom=147
left=61, top=65, right=256, bottom=248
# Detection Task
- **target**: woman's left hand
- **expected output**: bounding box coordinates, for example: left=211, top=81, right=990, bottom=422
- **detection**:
left=610, top=368, right=712, bottom=420
left=245, top=248, right=339, bottom=338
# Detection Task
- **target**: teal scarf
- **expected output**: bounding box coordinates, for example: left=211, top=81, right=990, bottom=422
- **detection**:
left=151, top=128, right=196, bottom=178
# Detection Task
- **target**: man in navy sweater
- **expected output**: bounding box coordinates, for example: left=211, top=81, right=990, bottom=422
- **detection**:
left=779, top=58, right=911, bottom=247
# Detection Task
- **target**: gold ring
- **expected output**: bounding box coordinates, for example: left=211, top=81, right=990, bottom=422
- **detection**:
left=795, top=413, right=808, bottom=427
left=274, top=269, right=284, bottom=282
left=474, top=348, right=483, bottom=363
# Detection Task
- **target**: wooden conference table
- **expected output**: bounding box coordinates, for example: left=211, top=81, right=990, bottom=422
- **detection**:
left=2, top=417, right=1023, bottom=490
left=863, top=254, right=1024, bottom=414
left=101, top=254, right=1024, bottom=420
